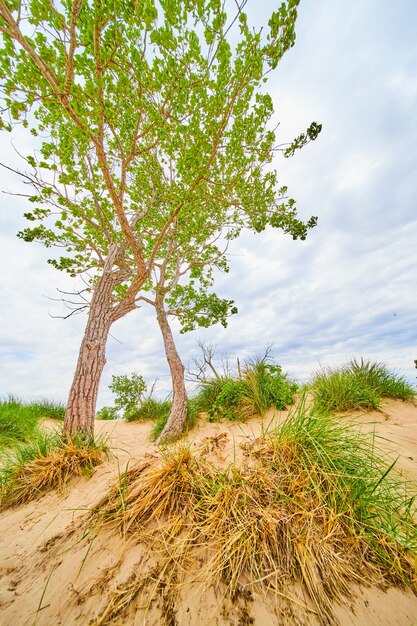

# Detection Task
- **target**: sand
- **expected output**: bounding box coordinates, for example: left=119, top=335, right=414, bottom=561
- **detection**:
left=0, top=400, right=417, bottom=625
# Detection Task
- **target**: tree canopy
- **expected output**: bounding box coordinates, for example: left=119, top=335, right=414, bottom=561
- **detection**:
left=0, top=0, right=321, bottom=437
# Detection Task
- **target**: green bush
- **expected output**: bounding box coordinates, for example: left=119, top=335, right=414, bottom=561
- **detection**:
left=96, top=406, right=119, bottom=420
left=194, top=357, right=298, bottom=422
left=311, top=358, right=415, bottom=413
left=0, top=396, right=66, bottom=449
left=108, top=372, right=147, bottom=417
left=241, top=359, right=298, bottom=415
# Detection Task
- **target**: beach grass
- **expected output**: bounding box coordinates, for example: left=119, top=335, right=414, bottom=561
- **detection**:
left=0, top=396, right=65, bottom=449
left=0, top=429, right=108, bottom=509
left=310, top=358, right=415, bottom=412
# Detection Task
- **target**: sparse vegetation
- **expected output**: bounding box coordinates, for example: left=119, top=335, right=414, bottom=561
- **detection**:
left=135, top=398, right=199, bottom=443
left=0, top=430, right=108, bottom=509
left=0, top=396, right=65, bottom=448
left=92, top=397, right=417, bottom=625
left=311, top=358, right=415, bottom=412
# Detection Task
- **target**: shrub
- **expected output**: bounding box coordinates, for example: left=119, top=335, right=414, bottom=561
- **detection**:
left=194, top=357, right=297, bottom=422
left=96, top=406, right=119, bottom=420
left=311, top=358, right=415, bottom=413
left=109, top=372, right=147, bottom=417
left=241, top=359, right=298, bottom=414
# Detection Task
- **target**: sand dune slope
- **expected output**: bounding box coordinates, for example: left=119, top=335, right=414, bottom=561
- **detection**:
left=0, top=400, right=417, bottom=626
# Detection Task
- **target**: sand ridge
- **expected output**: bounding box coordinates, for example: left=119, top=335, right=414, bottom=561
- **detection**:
left=0, top=400, right=417, bottom=625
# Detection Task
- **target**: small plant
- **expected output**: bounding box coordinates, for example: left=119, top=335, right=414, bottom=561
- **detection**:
left=311, top=358, right=415, bottom=413
left=96, top=406, right=119, bottom=420
left=109, top=372, right=147, bottom=418
left=0, top=430, right=109, bottom=509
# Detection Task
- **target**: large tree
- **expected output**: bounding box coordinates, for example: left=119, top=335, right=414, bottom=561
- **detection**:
left=0, top=0, right=319, bottom=438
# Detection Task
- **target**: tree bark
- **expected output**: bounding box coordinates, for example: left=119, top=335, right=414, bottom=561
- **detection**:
left=155, top=295, right=188, bottom=443
left=64, top=271, right=115, bottom=439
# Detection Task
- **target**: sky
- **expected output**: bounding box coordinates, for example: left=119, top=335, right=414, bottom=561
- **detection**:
left=0, top=0, right=416, bottom=407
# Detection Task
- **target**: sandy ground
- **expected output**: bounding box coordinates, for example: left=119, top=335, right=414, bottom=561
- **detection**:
left=0, top=400, right=417, bottom=625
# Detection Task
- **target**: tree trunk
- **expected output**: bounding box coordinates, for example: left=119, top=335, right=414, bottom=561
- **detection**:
left=64, top=271, right=115, bottom=439
left=156, top=296, right=188, bottom=443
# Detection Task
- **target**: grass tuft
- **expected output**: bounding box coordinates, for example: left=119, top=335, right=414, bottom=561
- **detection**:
left=92, top=396, right=417, bottom=624
left=0, top=430, right=109, bottom=509
left=311, top=358, right=415, bottom=413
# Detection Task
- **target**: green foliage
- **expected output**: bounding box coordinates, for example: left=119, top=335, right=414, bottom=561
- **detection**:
left=195, top=357, right=298, bottom=422
left=0, top=396, right=65, bottom=449
left=242, top=359, right=298, bottom=414
left=109, top=373, right=147, bottom=418
left=192, top=378, right=225, bottom=415
left=166, top=284, right=238, bottom=334
left=311, top=358, right=415, bottom=413
left=0, top=0, right=320, bottom=326
left=96, top=406, right=119, bottom=421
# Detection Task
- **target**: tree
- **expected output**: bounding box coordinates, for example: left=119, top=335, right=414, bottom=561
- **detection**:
left=0, top=0, right=319, bottom=439
left=139, top=191, right=316, bottom=441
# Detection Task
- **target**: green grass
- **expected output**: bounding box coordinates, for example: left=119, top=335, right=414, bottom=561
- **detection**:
left=126, top=397, right=172, bottom=423
left=93, top=396, right=417, bottom=625
left=193, top=357, right=298, bottom=422
left=276, top=395, right=417, bottom=570
left=0, top=396, right=65, bottom=448
left=0, top=429, right=109, bottom=509
left=311, top=358, right=415, bottom=413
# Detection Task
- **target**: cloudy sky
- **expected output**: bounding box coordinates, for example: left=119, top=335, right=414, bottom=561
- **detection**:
left=0, top=0, right=416, bottom=407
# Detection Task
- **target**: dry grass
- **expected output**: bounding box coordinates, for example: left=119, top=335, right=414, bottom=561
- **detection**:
left=90, top=402, right=417, bottom=625
left=0, top=433, right=108, bottom=509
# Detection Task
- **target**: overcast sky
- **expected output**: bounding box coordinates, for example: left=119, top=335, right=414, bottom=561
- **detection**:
left=0, top=0, right=416, bottom=407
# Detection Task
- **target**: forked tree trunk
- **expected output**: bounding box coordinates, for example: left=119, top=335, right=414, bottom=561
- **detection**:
left=156, top=296, right=188, bottom=443
left=64, top=271, right=115, bottom=439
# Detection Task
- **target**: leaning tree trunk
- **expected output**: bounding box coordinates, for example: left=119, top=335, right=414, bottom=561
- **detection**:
left=64, top=271, right=116, bottom=439
left=156, top=296, right=188, bottom=443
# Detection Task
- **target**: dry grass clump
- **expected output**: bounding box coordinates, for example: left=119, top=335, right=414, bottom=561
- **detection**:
left=92, top=399, right=417, bottom=625
left=0, top=431, right=109, bottom=509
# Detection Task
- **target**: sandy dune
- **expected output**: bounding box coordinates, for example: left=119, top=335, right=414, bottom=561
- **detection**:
left=0, top=400, right=417, bottom=625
